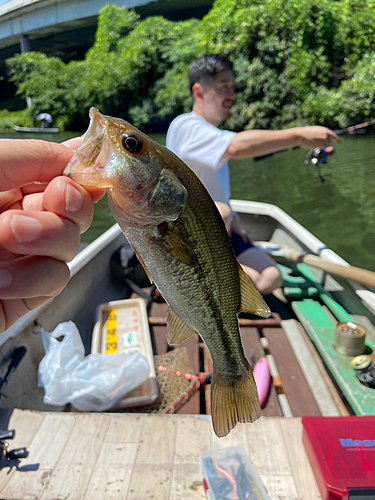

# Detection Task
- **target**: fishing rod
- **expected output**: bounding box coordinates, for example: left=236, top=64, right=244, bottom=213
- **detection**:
left=253, top=118, right=375, bottom=181
left=335, top=119, right=375, bottom=135
left=0, top=346, right=27, bottom=399
left=305, top=119, right=375, bottom=181
left=0, top=347, right=29, bottom=466
left=303, top=119, right=375, bottom=181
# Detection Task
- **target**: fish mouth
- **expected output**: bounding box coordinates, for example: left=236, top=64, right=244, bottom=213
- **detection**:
left=63, top=107, right=113, bottom=187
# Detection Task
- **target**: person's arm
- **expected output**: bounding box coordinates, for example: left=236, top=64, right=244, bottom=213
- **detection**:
left=224, top=126, right=341, bottom=160
left=0, top=138, right=105, bottom=333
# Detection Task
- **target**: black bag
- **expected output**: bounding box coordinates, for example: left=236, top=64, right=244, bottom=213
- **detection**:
left=110, top=241, right=153, bottom=301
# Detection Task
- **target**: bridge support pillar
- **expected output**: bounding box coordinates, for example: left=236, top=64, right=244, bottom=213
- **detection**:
left=20, top=35, right=30, bottom=53
left=20, top=36, right=32, bottom=107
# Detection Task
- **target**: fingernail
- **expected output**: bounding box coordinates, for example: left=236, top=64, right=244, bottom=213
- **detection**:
left=62, top=136, right=85, bottom=149
left=66, top=184, right=83, bottom=212
left=0, top=269, right=12, bottom=288
left=11, top=215, right=42, bottom=243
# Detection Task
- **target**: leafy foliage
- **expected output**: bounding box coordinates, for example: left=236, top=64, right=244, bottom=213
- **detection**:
left=4, top=1, right=375, bottom=130
left=0, top=108, right=33, bottom=130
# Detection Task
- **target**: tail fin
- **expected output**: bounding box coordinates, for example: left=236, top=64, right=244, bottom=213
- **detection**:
left=211, top=361, right=260, bottom=438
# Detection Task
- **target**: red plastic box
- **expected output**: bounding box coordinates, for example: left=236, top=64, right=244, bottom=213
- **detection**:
left=302, top=416, right=375, bottom=500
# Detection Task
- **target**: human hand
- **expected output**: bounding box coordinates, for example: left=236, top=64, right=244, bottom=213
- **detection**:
left=0, top=138, right=105, bottom=333
left=296, top=126, right=341, bottom=150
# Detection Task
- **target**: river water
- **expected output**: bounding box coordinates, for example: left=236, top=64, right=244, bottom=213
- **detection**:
left=2, top=130, right=375, bottom=271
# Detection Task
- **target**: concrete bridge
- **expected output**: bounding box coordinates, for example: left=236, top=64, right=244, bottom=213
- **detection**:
left=0, top=0, right=212, bottom=63
left=0, top=0, right=212, bottom=108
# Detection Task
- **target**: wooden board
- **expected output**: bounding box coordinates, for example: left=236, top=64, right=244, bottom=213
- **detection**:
left=133, top=293, right=334, bottom=418
left=203, top=321, right=325, bottom=418
left=149, top=298, right=286, bottom=416
left=201, top=325, right=283, bottom=416
left=0, top=409, right=322, bottom=500
left=263, top=327, right=322, bottom=417
left=240, top=326, right=283, bottom=417
left=144, top=298, right=201, bottom=414
left=282, top=319, right=347, bottom=416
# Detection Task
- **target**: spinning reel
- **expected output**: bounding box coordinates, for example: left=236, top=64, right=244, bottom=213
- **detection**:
left=0, top=429, right=28, bottom=463
left=304, top=146, right=335, bottom=182
left=0, top=346, right=28, bottom=467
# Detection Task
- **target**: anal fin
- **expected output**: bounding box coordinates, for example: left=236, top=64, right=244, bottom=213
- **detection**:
left=167, top=307, right=197, bottom=345
left=237, top=262, right=271, bottom=317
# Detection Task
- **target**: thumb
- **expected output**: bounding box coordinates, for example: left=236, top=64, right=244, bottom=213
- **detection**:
left=0, top=139, right=74, bottom=191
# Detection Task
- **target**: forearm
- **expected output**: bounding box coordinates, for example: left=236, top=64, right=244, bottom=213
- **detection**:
left=225, top=128, right=301, bottom=159
left=224, top=125, right=340, bottom=159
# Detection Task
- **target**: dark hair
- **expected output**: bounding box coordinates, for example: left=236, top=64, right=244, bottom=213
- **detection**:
left=188, top=54, right=233, bottom=94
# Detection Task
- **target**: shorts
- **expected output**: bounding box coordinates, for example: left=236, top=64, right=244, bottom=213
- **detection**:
left=230, top=233, right=255, bottom=257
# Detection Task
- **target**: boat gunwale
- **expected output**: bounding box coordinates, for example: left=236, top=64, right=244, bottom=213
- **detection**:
left=13, top=125, right=60, bottom=133
left=231, top=200, right=375, bottom=315
left=4, top=200, right=375, bottom=342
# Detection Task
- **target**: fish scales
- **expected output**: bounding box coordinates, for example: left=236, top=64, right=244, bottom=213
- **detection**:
left=113, top=182, right=245, bottom=380
left=64, top=107, right=270, bottom=437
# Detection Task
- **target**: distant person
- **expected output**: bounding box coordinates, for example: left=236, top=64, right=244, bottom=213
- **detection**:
left=0, top=138, right=104, bottom=333
left=36, top=113, right=53, bottom=129
left=166, top=53, right=340, bottom=295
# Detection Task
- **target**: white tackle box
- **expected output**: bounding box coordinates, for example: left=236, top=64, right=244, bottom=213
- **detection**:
left=91, top=298, right=158, bottom=409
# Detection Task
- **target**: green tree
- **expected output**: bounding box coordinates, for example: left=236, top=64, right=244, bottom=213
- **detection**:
left=7, top=52, right=72, bottom=127
left=5, top=0, right=375, bottom=131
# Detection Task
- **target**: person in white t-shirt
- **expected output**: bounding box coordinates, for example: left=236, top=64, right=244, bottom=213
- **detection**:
left=166, top=54, right=340, bottom=295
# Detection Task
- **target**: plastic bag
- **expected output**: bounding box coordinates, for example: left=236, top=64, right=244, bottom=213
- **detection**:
left=38, top=321, right=150, bottom=411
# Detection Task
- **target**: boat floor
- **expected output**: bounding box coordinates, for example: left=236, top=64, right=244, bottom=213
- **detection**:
left=0, top=410, right=322, bottom=499
left=0, top=290, right=348, bottom=498
left=144, top=291, right=348, bottom=419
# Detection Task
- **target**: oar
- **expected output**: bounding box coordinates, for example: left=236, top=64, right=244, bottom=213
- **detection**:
left=256, top=242, right=375, bottom=289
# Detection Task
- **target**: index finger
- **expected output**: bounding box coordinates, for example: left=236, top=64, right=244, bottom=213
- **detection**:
left=0, top=139, right=75, bottom=191
left=328, top=129, right=341, bottom=144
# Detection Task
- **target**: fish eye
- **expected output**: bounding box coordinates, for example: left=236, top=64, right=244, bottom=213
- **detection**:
left=122, top=134, right=143, bottom=153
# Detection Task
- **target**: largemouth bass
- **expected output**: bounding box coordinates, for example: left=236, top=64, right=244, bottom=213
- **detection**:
left=64, top=107, right=270, bottom=437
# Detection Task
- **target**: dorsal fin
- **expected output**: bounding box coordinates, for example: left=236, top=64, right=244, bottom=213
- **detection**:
left=237, top=262, right=271, bottom=317
left=166, top=307, right=197, bottom=345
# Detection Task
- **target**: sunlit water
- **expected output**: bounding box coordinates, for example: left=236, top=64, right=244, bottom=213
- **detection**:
left=2, top=129, right=375, bottom=271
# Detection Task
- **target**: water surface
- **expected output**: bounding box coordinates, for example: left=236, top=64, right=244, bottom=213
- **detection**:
left=230, top=135, right=375, bottom=271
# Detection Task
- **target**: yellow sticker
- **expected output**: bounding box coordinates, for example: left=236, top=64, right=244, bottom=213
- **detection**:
left=106, top=309, right=117, bottom=354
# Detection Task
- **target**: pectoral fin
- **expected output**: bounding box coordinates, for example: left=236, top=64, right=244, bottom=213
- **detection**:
left=146, top=168, right=187, bottom=221
left=237, top=262, right=271, bottom=317
left=153, top=222, right=193, bottom=265
left=166, top=307, right=197, bottom=345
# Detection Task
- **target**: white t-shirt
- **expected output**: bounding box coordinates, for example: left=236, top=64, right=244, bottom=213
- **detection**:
left=166, top=111, right=236, bottom=205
